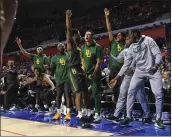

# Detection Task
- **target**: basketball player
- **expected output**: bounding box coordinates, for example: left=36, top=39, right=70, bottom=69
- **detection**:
left=65, top=10, right=90, bottom=120
left=15, top=37, right=49, bottom=73
left=0, top=0, right=18, bottom=67
left=51, top=43, right=71, bottom=120
left=104, top=8, right=125, bottom=103
left=108, top=37, right=151, bottom=123
left=81, top=30, right=103, bottom=123
left=109, top=30, right=165, bottom=129
left=24, top=67, right=55, bottom=112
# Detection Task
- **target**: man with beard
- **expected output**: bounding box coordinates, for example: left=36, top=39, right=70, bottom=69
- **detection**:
left=104, top=8, right=126, bottom=103
left=65, top=10, right=91, bottom=122
left=51, top=43, right=71, bottom=120
left=109, top=29, right=165, bottom=129
left=81, top=30, right=103, bottom=123
left=15, top=37, right=49, bottom=73
left=108, top=37, right=151, bottom=123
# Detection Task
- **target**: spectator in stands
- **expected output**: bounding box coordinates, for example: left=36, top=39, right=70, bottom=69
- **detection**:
left=162, top=71, right=171, bottom=103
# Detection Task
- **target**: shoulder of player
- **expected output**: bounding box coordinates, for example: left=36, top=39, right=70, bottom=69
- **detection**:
left=143, top=35, right=154, bottom=42
left=93, top=41, right=102, bottom=49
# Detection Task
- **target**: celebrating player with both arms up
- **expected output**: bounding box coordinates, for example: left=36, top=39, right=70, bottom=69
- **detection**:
left=10, top=8, right=165, bottom=129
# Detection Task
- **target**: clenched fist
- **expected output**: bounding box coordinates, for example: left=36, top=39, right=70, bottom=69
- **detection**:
left=66, top=10, right=72, bottom=17
left=104, top=8, right=110, bottom=16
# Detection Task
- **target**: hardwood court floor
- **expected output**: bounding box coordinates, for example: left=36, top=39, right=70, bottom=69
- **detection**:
left=1, top=117, right=112, bottom=136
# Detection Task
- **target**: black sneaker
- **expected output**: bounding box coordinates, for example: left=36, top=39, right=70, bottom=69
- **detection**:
left=87, top=114, right=94, bottom=122
left=155, top=118, right=165, bottom=129
left=107, top=116, right=120, bottom=123
left=32, top=108, right=38, bottom=112
left=120, top=117, right=132, bottom=126
left=142, top=117, right=152, bottom=124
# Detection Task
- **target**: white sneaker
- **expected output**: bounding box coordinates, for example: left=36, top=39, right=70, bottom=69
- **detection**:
left=0, top=106, right=4, bottom=111
left=93, top=113, right=101, bottom=123
left=9, top=106, right=18, bottom=111
left=76, top=113, right=83, bottom=119
left=45, top=111, right=54, bottom=116
left=82, top=108, right=87, bottom=116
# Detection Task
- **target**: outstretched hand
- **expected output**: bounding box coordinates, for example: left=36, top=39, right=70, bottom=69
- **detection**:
left=66, top=10, right=72, bottom=17
left=15, top=37, right=21, bottom=45
left=108, top=78, right=118, bottom=88
left=104, top=8, right=110, bottom=16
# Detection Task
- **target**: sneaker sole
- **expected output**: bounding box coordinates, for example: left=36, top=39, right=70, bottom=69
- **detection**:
left=154, top=123, right=165, bottom=129
left=120, top=122, right=132, bottom=127
left=107, top=119, right=119, bottom=124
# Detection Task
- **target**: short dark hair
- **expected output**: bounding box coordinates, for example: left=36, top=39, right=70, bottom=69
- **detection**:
left=36, top=46, right=43, bottom=49
left=86, top=30, right=94, bottom=36
left=118, top=32, right=126, bottom=38
left=71, top=28, right=79, bottom=37
left=130, top=29, right=141, bottom=37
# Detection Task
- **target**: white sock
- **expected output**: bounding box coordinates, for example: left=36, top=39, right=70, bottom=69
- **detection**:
left=49, top=107, right=52, bottom=112
left=67, top=108, right=71, bottom=113
left=44, top=105, right=48, bottom=109
left=35, top=104, right=39, bottom=108
left=57, top=109, right=60, bottom=113
left=78, top=111, right=82, bottom=118
left=86, top=109, right=91, bottom=117
left=156, top=114, right=161, bottom=120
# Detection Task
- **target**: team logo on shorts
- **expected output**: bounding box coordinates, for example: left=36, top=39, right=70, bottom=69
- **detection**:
left=60, top=58, right=66, bottom=65
left=72, top=68, right=76, bottom=74
left=86, top=49, right=91, bottom=57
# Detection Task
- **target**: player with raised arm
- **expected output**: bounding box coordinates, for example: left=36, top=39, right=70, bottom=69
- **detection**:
left=109, top=29, right=165, bottom=129
left=65, top=10, right=91, bottom=122
left=15, top=38, right=49, bottom=73
left=104, top=8, right=125, bottom=103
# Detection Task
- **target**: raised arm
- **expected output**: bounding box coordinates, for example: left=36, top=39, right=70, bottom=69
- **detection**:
left=104, top=8, right=113, bottom=42
left=15, top=37, right=33, bottom=58
left=66, top=10, right=73, bottom=51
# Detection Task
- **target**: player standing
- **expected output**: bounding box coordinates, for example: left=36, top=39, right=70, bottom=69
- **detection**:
left=65, top=10, right=90, bottom=120
left=104, top=8, right=125, bottom=103
left=81, top=30, right=103, bottom=123
left=15, top=38, right=49, bottom=73
left=110, top=29, right=165, bottom=129
left=108, top=37, right=151, bottom=123
left=51, top=43, right=71, bottom=120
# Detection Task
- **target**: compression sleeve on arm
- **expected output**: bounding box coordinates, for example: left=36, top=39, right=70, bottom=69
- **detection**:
left=110, top=49, right=125, bottom=63
left=117, top=49, right=133, bottom=76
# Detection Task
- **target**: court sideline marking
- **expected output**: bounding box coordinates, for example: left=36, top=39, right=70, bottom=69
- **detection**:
left=1, top=129, right=27, bottom=136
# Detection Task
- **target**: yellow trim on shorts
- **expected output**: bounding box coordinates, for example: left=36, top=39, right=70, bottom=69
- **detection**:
left=69, top=71, right=77, bottom=92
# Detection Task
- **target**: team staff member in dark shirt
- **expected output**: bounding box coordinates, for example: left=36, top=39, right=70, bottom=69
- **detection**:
left=1, top=60, right=24, bottom=110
